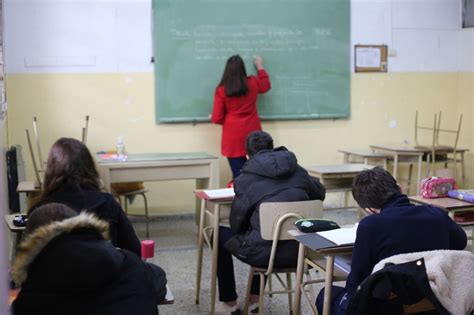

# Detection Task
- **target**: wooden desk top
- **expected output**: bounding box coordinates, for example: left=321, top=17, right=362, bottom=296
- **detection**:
left=370, top=144, right=426, bottom=154
left=4, top=214, right=27, bottom=232
left=408, top=196, right=474, bottom=210
left=96, top=152, right=217, bottom=164
left=338, top=149, right=391, bottom=159
left=16, top=181, right=40, bottom=193
left=289, top=229, right=354, bottom=254
left=371, top=144, right=468, bottom=155
left=306, top=164, right=375, bottom=176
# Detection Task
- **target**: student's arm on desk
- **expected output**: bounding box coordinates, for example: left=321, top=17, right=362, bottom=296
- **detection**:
left=344, top=219, right=377, bottom=294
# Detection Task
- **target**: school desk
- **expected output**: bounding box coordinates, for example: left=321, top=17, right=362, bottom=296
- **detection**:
left=370, top=145, right=425, bottom=194
left=4, top=214, right=26, bottom=258
left=96, top=152, right=220, bottom=216
left=305, top=164, right=375, bottom=208
left=409, top=195, right=474, bottom=253
left=290, top=229, right=353, bottom=315
left=338, top=148, right=391, bottom=169
left=194, top=190, right=233, bottom=314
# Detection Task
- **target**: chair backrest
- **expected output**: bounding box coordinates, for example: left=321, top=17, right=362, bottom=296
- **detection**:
left=259, top=200, right=323, bottom=275
left=259, top=200, right=323, bottom=241
left=414, top=110, right=437, bottom=148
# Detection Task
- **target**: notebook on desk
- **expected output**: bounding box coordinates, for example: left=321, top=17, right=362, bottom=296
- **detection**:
left=294, top=225, right=357, bottom=250
left=200, top=188, right=235, bottom=200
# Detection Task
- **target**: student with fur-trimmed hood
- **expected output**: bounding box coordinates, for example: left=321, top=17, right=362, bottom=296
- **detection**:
left=12, top=203, right=167, bottom=315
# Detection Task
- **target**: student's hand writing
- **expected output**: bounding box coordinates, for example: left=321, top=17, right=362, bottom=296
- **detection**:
left=254, top=55, right=264, bottom=70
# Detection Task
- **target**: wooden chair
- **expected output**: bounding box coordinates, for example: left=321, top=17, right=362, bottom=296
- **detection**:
left=242, top=200, right=323, bottom=315
left=25, top=129, right=42, bottom=190
left=112, top=183, right=150, bottom=238
left=414, top=111, right=464, bottom=182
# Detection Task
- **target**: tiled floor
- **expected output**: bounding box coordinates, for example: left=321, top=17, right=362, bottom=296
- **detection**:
left=130, top=202, right=360, bottom=315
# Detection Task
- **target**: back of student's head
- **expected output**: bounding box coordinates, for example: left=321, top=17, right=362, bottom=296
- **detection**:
left=26, top=203, right=77, bottom=235
left=352, top=166, right=401, bottom=209
left=31, top=138, right=100, bottom=210
left=246, top=131, right=274, bottom=157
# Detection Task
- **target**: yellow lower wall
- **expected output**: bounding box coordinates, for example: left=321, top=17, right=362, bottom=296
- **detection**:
left=6, top=72, right=474, bottom=213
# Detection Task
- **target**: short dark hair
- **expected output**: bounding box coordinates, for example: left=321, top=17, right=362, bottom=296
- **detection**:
left=352, top=166, right=401, bottom=209
left=219, top=55, right=248, bottom=97
left=26, top=203, right=77, bottom=234
left=246, top=131, right=274, bottom=157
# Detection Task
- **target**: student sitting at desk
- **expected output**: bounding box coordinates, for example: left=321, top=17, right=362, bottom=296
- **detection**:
left=11, top=203, right=167, bottom=315
left=316, top=166, right=467, bottom=315
left=29, top=138, right=141, bottom=256
left=217, top=131, right=326, bottom=313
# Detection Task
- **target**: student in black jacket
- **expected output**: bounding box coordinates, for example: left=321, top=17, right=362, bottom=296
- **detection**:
left=29, top=137, right=141, bottom=256
left=12, top=203, right=167, bottom=315
left=316, top=166, right=467, bottom=315
left=217, top=131, right=326, bottom=313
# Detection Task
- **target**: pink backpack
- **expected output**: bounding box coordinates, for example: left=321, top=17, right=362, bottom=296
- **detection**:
left=420, top=177, right=457, bottom=198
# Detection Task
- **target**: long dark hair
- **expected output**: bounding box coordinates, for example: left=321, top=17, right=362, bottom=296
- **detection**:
left=219, top=55, right=248, bottom=97
left=30, top=138, right=101, bottom=210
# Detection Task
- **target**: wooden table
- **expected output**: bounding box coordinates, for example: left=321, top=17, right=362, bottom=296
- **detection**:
left=409, top=196, right=474, bottom=253
left=370, top=145, right=425, bottom=195
left=305, top=164, right=375, bottom=208
left=96, top=152, right=220, bottom=216
left=339, top=149, right=391, bottom=169
left=4, top=214, right=26, bottom=258
left=305, top=164, right=375, bottom=192
left=291, top=230, right=353, bottom=315
left=194, top=190, right=232, bottom=314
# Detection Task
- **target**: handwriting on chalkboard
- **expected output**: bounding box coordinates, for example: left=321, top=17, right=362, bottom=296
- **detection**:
left=170, top=24, right=331, bottom=61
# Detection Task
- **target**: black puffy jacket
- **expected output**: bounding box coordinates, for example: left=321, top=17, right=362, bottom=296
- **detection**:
left=12, top=213, right=167, bottom=315
left=225, top=146, right=325, bottom=267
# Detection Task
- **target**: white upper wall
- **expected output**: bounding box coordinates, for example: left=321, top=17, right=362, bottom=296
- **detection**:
left=5, top=0, right=473, bottom=73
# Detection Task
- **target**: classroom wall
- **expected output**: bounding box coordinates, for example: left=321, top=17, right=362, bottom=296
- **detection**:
left=4, top=0, right=474, bottom=213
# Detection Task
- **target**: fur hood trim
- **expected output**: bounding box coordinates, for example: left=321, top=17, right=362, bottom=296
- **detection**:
left=12, top=212, right=109, bottom=285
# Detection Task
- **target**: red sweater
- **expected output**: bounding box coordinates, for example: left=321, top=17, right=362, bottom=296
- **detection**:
left=211, top=69, right=271, bottom=157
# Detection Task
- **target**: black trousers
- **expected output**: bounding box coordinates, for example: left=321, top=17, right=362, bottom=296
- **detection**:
left=217, top=226, right=261, bottom=302
left=227, top=156, right=247, bottom=179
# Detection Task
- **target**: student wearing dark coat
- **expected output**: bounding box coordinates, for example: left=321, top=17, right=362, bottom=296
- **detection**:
left=31, top=183, right=141, bottom=256
left=216, top=131, right=326, bottom=313
left=316, top=167, right=467, bottom=315
left=12, top=204, right=167, bottom=315
left=29, top=137, right=141, bottom=256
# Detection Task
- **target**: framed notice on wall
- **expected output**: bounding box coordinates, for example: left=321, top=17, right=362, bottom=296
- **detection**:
left=354, top=45, right=388, bottom=72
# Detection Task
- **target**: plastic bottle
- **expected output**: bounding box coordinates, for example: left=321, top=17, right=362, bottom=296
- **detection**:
left=116, top=136, right=127, bottom=161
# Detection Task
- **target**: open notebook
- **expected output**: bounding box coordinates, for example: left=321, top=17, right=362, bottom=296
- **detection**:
left=316, top=225, right=358, bottom=247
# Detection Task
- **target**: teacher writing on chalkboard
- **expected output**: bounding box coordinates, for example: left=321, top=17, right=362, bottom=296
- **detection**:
left=211, top=55, right=271, bottom=179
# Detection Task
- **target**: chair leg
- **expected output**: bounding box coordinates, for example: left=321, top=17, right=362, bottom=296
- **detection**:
left=268, top=274, right=273, bottom=297
left=407, top=163, right=413, bottom=194
left=141, top=193, right=149, bottom=238
left=286, top=272, right=293, bottom=314
left=124, top=197, right=128, bottom=214
left=258, top=273, right=265, bottom=315
left=243, top=267, right=255, bottom=314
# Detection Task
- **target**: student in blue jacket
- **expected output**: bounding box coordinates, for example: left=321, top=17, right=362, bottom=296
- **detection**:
left=316, top=166, right=467, bottom=315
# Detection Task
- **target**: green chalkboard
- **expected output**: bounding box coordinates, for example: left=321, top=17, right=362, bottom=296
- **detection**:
left=153, top=0, right=350, bottom=123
